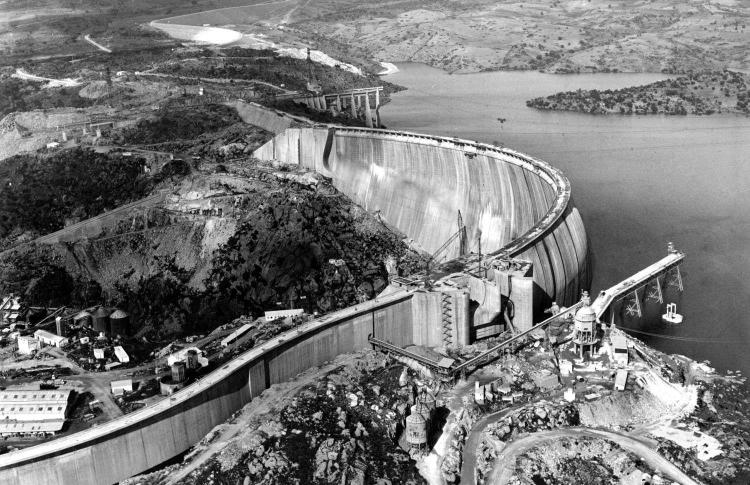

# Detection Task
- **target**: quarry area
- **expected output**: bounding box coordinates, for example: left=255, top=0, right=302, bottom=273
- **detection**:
left=0, top=1, right=749, bottom=484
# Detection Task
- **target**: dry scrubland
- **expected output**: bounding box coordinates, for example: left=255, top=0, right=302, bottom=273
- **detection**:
left=286, top=0, right=750, bottom=73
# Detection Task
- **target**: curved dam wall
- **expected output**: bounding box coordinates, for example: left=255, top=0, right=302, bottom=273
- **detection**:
left=254, top=127, right=590, bottom=308
left=0, top=120, right=589, bottom=484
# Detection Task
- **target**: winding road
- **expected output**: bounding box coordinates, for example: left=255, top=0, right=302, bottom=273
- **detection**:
left=486, top=428, right=700, bottom=485
left=460, top=404, right=700, bottom=485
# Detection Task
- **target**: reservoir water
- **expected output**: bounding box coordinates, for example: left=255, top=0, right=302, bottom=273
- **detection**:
left=382, top=63, right=750, bottom=376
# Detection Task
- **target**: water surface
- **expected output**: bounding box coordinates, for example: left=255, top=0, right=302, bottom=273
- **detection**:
left=383, top=64, right=750, bottom=375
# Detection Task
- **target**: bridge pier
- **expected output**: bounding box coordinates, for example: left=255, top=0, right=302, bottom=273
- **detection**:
left=645, top=277, right=663, bottom=303
left=666, top=266, right=683, bottom=291
left=364, top=94, right=374, bottom=128
left=622, top=289, right=642, bottom=318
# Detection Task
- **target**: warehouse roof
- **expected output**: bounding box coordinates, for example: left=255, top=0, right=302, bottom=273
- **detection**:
left=0, top=420, right=65, bottom=434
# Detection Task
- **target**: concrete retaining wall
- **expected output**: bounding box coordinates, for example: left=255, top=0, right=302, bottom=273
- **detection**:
left=0, top=291, right=416, bottom=484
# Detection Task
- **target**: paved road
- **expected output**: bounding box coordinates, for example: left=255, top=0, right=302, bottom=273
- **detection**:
left=486, top=428, right=700, bottom=485
left=12, top=68, right=81, bottom=88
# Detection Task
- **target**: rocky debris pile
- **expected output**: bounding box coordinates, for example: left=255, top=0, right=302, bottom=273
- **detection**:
left=488, top=402, right=579, bottom=441
left=174, top=351, right=426, bottom=485
left=668, top=376, right=750, bottom=484
left=506, top=436, right=658, bottom=485
left=439, top=399, right=481, bottom=484
left=476, top=402, right=579, bottom=483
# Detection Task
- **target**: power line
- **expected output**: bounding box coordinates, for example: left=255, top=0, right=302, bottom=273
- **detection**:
left=619, top=326, right=747, bottom=344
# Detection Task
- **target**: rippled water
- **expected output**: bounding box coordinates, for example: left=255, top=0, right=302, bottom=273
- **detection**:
left=383, top=63, right=750, bottom=375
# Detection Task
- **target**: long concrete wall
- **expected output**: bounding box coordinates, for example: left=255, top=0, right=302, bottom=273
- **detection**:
left=0, top=119, right=590, bottom=484
left=0, top=290, right=417, bottom=484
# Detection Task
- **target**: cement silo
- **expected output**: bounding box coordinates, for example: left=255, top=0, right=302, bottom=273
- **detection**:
left=92, top=307, right=110, bottom=334
left=109, top=309, right=130, bottom=336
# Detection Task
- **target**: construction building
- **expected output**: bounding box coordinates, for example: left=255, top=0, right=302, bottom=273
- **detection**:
left=113, top=346, right=130, bottom=363
left=0, top=388, right=72, bottom=437
left=110, top=379, right=133, bottom=396
left=34, top=329, right=69, bottom=348
left=221, top=323, right=254, bottom=347
left=17, top=336, right=40, bottom=355
left=264, top=309, right=304, bottom=321
left=572, top=292, right=600, bottom=359
left=0, top=296, right=21, bottom=323
left=610, top=332, right=629, bottom=366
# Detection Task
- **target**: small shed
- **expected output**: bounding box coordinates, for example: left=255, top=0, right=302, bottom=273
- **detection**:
left=110, top=379, right=133, bottom=396
left=614, top=370, right=628, bottom=391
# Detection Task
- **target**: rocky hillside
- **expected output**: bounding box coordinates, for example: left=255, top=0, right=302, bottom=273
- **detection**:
left=0, top=159, right=425, bottom=339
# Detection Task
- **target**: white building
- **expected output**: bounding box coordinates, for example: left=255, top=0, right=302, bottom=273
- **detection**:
left=34, top=329, right=68, bottom=348
left=611, top=333, right=629, bottom=366
left=113, top=346, right=129, bottom=363
left=17, top=336, right=40, bottom=355
left=167, top=346, right=208, bottom=367
left=264, top=309, right=304, bottom=322
left=0, top=388, right=72, bottom=436
left=221, top=323, right=254, bottom=347
left=93, top=348, right=105, bottom=360
left=615, top=370, right=628, bottom=391
left=110, top=379, right=133, bottom=396
left=0, top=296, right=21, bottom=323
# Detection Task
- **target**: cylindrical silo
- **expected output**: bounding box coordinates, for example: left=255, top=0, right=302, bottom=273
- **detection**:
left=109, top=309, right=130, bottom=336
left=405, top=409, right=427, bottom=448
left=92, top=307, right=110, bottom=334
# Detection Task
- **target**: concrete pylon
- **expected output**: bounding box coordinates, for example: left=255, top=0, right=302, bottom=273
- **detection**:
left=350, top=93, right=357, bottom=118
left=336, top=95, right=342, bottom=112
left=312, top=96, right=320, bottom=110
left=62, top=131, right=67, bottom=142
left=364, top=93, right=373, bottom=128
left=320, top=96, right=327, bottom=110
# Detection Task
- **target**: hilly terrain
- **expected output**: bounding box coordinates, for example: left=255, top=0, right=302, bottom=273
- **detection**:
left=284, top=0, right=750, bottom=74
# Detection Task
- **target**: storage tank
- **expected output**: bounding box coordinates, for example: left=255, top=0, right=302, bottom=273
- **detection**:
left=405, top=408, right=427, bottom=448
left=109, top=309, right=130, bottom=336
left=92, top=307, right=110, bottom=334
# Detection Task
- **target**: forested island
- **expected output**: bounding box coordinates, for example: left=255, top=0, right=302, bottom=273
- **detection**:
left=527, top=70, right=750, bottom=115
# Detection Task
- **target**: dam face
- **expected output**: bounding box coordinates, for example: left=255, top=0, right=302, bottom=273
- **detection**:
left=255, top=126, right=590, bottom=309
left=0, top=112, right=590, bottom=484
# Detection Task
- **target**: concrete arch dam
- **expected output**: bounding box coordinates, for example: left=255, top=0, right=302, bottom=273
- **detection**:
left=0, top=124, right=589, bottom=484
left=255, top=126, right=591, bottom=309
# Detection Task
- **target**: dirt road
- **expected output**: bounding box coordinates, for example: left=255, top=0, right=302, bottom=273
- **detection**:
left=486, top=427, right=700, bottom=485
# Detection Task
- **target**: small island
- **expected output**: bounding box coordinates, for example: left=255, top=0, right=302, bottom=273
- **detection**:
left=527, top=70, right=750, bottom=115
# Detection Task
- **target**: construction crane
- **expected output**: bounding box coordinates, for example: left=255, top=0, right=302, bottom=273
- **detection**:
left=423, top=211, right=467, bottom=287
